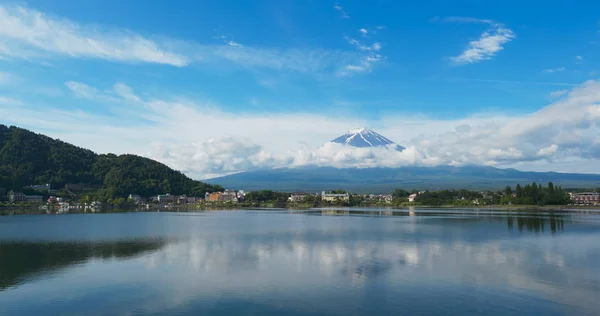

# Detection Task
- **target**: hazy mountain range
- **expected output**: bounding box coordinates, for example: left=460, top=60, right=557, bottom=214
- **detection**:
left=207, top=129, right=600, bottom=192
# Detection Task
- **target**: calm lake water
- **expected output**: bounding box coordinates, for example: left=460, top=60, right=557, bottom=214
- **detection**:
left=1, top=209, right=600, bottom=316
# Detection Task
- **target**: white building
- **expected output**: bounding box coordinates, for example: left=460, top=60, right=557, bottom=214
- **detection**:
left=8, top=190, right=26, bottom=203
left=321, top=191, right=350, bottom=202
left=408, top=193, right=417, bottom=203
left=289, top=192, right=310, bottom=202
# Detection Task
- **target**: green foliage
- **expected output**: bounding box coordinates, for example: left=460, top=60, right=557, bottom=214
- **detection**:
left=0, top=125, right=222, bottom=201
left=502, top=182, right=570, bottom=205
left=414, top=190, right=483, bottom=206
left=392, top=189, right=410, bottom=199
left=244, top=190, right=290, bottom=205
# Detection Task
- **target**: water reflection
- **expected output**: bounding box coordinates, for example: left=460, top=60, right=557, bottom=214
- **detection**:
left=506, top=216, right=565, bottom=234
left=0, top=238, right=166, bottom=290
left=0, top=211, right=599, bottom=316
left=306, top=209, right=569, bottom=233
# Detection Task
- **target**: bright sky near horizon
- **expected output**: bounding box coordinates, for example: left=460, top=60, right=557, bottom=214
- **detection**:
left=0, top=0, right=599, bottom=179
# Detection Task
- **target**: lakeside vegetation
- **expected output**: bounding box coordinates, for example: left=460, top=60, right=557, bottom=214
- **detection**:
left=237, top=182, right=584, bottom=208
left=0, top=125, right=222, bottom=203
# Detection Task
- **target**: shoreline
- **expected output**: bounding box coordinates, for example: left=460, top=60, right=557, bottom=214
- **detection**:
left=2, top=204, right=599, bottom=216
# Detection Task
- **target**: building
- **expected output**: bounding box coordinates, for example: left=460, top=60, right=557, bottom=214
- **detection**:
left=237, top=190, right=246, bottom=200
left=25, top=195, right=43, bottom=203
left=8, top=191, right=43, bottom=203
left=408, top=193, right=418, bottom=203
left=8, top=190, right=26, bottom=203
left=220, top=189, right=238, bottom=202
left=289, top=192, right=310, bottom=202
left=571, top=192, right=600, bottom=204
left=157, top=194, right=176, bottom=203
left=367, top=194, right=393, bottom=203
left=186, top=196, right=201, bottom=204
left=321, top=191, right=350, bottom=202
left=24, top=183, right=51, bottom=192
left=206, top=192, right=222, bottom=202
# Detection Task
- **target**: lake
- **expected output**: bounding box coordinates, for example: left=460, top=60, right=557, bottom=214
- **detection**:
left=1, top=209, right=600, bottom=315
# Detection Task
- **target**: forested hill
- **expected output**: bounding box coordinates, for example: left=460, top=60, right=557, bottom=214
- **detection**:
left=0, top=125, right=222, bottom=198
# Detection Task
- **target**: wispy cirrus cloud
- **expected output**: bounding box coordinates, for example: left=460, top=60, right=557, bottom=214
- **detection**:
left=448, top=17, right=515, bottom=65
left=437, top=16, right=493, bottom=24
left=333, top=3, right=350, bottom=19
left=0, top=5, right=190, bottom=66
left=544, top=67, right=566, bottom=74
left=0, top=5, right=365, bottom=76
left=338, top=36, right=383, bottom=76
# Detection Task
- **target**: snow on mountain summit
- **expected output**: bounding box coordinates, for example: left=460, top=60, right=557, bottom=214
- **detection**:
left=330, top=128, right=405, bottom=151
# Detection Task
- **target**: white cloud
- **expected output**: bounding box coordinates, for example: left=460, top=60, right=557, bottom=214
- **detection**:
left=537, top=144, right=558, bottom=157
left=451, top=24, right=515, bottom=64
left=543, top=67, right=566, bottom=73
left=576, top=55, right=583, bottom=61
left=226, top=41, right=243, bottom=47
left=65, top=81, right=100, bottom=100
left=0, top=5, right=362, bottom=75
left=438, top=16, right=494, bottom=24
left=339, top=37, right=384, bottom=76
left=3, top=79, right=600, bottom=178
left=359, top=28, right=368, bottom=36
left=0, top=95, right=23, bottom=105
left=0, top=5, right=189, bottom=66
left=333, top=3, right=350, bottom=18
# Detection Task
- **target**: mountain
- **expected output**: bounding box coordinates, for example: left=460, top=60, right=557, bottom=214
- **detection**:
left=330, top=128, right=405, bottom=151
left=206, top=166, right=600, bottom=193
left=0, top=125, right=222, bottom=199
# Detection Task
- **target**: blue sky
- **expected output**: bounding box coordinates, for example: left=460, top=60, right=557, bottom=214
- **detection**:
left=0, top=0, right=599, bottom=178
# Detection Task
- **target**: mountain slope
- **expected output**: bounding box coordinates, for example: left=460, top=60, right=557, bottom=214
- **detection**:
left=0, top=125, right=222, bottom=198
left=206, top=166, right=600, bottom=193
left=330, top=128, right=405, bottom=150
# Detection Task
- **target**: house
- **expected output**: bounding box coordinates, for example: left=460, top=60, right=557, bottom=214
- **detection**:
left=408, top=193, right=418, bottom=203
left=206, top=192, right=222, bottom=202
left=237, top=190, right=246, bottom=200
left=289, top=192, right=310, bottom=202
left=571, top=192, right=600, bottom=204
left=367, top=194, right=393, bottom=203
left=220, top=189, right=238, bottom=202
left=186, top=196, right=201, bottom=204
left=8, top=190, right=26, bottom=203
left=157, top=194, right=176, bottom=203
left=321, top=191, right=350, bottom=202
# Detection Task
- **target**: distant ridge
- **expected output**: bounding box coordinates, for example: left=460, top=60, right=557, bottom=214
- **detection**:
left=206, top=166, right=600, bottom=193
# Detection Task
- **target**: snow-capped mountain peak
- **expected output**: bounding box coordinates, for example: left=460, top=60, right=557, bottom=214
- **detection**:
left=330, top=128, right=405, bottom=150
